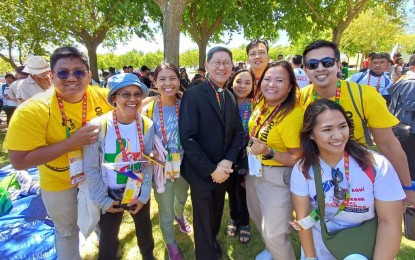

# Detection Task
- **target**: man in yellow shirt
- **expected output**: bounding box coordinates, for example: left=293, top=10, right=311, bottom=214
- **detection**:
left=4, top=46, right=113, bottom=260
left=299, top=40, right=415, bottom=204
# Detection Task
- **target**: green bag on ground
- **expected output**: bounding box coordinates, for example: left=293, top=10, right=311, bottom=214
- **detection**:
left=0, top=187, right=12, bottom=216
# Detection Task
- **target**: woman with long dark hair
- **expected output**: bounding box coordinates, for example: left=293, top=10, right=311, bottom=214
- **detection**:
left=225, top=69, right=255, bottom=243
left=246, top=61, right=303, bottom=259
left=291, top=99, right=405, bottom=260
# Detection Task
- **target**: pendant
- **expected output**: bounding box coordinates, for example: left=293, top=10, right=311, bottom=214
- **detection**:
left=217, top=88, right=223, bottom=93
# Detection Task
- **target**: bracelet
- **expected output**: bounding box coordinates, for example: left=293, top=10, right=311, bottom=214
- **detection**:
left=402, top=181, right=415, bottom=191
left=304, top=257, right=318, bottom=260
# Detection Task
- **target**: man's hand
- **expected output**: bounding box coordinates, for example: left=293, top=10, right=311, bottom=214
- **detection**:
left=211, top=166, right=232, bottom=183
left=217, top=159, right=233, bottom=170
left=70, top=124, right=100, bottom=147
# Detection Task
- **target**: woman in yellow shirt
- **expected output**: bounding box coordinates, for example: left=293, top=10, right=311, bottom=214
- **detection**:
left=246, top=61, right=304, bottom=260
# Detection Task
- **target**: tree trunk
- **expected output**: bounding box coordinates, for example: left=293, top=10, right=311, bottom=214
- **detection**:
left=158, top=0, right=191, bottom=68
left=197, top=38, right=208, bottom=68
left=85, top=43, right=100, bottom=83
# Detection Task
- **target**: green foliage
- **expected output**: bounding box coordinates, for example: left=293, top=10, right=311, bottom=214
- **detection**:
left=98, top=50, right=164, bottom=71
left=180, top=49, right=199, bottom=68
left=340, top=6, right=405, bottom=56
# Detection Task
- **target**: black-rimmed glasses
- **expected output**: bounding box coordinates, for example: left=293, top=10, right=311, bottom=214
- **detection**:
left=332, top=168, right=346, bottom=200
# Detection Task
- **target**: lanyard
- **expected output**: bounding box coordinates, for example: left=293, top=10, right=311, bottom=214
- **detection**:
left=367, top=73, right=382, bottom=92
left=241, top=98, right=252, bottom=135
left=208, top=78, right=225, bottom=109
left=157, top=98, right=181, bottom=150
left=112, top=110, right=145, bottom=162
left=56, top=92, right=87, bottom=138
left=319, top=152, right=351, bottom=219
left=249, top=101, right=280, bottom=139
left=313, top=80, right=341, bottom=104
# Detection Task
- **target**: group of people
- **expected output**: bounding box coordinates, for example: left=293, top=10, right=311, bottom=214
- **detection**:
left=2, top=39, right=414, bottom=260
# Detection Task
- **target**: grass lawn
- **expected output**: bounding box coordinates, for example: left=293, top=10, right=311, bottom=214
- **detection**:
left=0, top=127, right=414, bottom=259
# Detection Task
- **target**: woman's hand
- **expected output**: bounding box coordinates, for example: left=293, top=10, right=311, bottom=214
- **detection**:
left=250, top=137, right=270, bottom=156
left=106, top=200, right=124, bottom=213
left=128, top=199, right=144, bottom=215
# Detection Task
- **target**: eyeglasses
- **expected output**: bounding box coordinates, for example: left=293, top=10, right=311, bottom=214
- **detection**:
left=332, top=168, right=346, bottom=200
left=55, top=69, right=88, bottom=80
left=116, top=91, right=143, bottom=99
left=305, top=57, right=337, bottom=70
left=209, top=60, right=233, bottom=69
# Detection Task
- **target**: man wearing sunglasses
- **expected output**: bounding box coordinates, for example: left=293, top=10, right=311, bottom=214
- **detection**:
left=299, top=40, right=415, bottom=205
left=349, top=52, right=392, bottom=106
left=4, top=46, right=113, bottom=260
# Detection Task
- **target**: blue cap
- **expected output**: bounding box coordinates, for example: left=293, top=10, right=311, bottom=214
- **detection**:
left=107, top=73, right=149, bottom=103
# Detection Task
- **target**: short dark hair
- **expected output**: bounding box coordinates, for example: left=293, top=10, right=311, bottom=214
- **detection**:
left=123, top=66, right=128, bottom=70
left=409, top=54, right=415, bottom=66
left=371, top=52, right=389, bottom=61
left=109, top=67, right=116, bottom=73
left=141, top=65, right=150, bottom=72
left=50, top=46, right=90, bottom=71
left=128, top=65, right=133, bottom=69
left=207, top=46, right=233, bottom=62
left=5, top=73, right=15, bottom=80
left=302, top=40, right=340, bottom=64
left=246, top=39, right=269, bottom=55
left=292, top=55, right=302, bottom=65
left=341, top=61, right=348, bottom=66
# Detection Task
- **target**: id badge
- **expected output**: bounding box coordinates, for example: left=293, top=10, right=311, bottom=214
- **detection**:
left=164, top=160, right=174, bottom=182
left=68, top=149, right=85, bottom=185
left=172, top=153, right=181, bottom=179
left=289, top=208, right=319, bottom=231
left=121, top=170, right=143, bottom=205
left=247, top=148, right=262, bottom=177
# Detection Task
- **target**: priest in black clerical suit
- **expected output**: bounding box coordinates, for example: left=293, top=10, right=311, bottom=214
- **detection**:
left=179, top=46, right=242, bottom=260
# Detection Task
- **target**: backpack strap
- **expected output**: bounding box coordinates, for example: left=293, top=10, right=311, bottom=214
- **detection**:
left=346, top=81, right=374, bottom=147
left=356, top=71, right=368, bottom=84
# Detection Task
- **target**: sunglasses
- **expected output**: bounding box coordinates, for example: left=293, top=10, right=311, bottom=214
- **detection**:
left=305, top=57, right=337, bottom=70
left=116, top=91, right=143, bottom=99
left=332, top=168, right=346, bottom=200
left=55, top=69, right=88, bottom=80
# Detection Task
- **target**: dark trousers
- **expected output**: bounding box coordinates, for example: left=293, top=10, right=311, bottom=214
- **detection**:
left=400, top=134, right=415, bottom=180
left=3, top=106, right=16, bottom=125
left=191, top=184, right=227, bottom=260
left=98, top=201, right=154, bottom=260
left=226, top=172, right=249, bottom=226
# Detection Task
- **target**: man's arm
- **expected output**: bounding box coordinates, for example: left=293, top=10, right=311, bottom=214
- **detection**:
left=9, top=124, right=99, bottom=170
left=371, top=127, right=415, bottom=203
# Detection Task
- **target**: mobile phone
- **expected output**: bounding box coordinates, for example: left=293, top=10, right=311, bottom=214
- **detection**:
left=114, top=204, right=132, bottom=210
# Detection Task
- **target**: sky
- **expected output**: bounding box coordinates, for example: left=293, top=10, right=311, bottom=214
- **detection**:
left=96, top=30, right=291, bottom=55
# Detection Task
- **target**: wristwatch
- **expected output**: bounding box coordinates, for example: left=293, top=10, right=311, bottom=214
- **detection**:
left=402, top=181, right=415, bottom=191
left=263, top=147, right=275, bottom=160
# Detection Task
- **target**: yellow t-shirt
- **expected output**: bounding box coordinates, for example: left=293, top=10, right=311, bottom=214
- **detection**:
left=248, top=99, right=304, bottom=166
left=4, top=86, right=113, bottom=191
left=299, top=80, right=399, bottom=144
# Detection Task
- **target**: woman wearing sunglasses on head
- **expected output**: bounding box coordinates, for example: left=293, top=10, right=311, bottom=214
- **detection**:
left=83, top=73, right=155, bottom=260
left=142, top=62, right=191, bottom=260
left=246, top=61, right=304, bottom=259
left=290, top=99, right=405, bottom=260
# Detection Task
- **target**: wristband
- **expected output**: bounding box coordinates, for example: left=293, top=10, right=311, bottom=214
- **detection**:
left=304, top=257, right=318, bottom=260
left=402, top=181, right=415, bottom=191
left=263, top=147, right=275, bottom=160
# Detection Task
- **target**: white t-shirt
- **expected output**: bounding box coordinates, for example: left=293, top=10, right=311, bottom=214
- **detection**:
left=294, top=67, right=310, bottom=89
left=103, top=113, right=146, bottom=190
left=290, top=152, right=405, bottom=260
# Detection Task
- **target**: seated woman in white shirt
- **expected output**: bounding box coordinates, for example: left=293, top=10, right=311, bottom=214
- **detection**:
left=290, top=99, right=405, bottom=260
